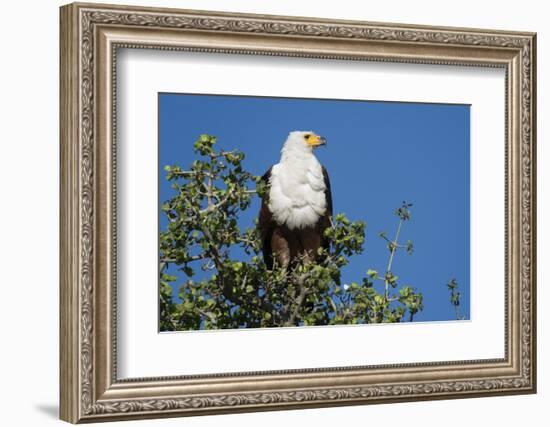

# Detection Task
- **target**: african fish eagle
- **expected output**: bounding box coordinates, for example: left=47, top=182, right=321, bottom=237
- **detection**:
left=258, top=131, right=332, bottom=269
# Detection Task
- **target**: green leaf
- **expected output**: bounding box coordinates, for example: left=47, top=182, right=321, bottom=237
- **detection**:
left=367, top=269, right=378, bottom=279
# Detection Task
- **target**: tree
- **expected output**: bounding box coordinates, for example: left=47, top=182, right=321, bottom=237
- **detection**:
left=446, top=278, right=464, bottom=320
left=159, top=134, right=424, bottom=331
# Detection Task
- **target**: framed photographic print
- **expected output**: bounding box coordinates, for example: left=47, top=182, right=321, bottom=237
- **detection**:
left=60, top=2, right=537, bottom=423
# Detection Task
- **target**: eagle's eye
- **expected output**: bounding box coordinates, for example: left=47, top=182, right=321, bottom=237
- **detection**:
left=304, top=134, right=311, bottom=139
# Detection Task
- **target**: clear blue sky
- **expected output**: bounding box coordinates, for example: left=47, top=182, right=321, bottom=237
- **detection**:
left=159, top=93, right=470, bottom=322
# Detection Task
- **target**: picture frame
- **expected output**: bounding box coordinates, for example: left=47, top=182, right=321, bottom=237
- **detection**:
left=59, top=2, right=537, bottom=423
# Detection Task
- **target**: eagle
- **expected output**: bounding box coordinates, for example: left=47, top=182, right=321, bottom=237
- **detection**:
left=258, top=131, right=332, bottom=270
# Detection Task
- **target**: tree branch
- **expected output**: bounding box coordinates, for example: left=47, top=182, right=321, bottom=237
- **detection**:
left=284, top=270, right=313, bottom=326
left=200, top=194, right=230, bottom=214
left=197, top=308, right=217, bottom=326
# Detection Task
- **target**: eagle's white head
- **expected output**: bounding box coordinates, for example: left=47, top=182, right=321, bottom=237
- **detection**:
left=280, top=131, right=327, bottom=161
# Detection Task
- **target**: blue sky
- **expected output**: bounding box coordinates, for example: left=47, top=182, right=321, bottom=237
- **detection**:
left=159, top=93, right=470, bottom=322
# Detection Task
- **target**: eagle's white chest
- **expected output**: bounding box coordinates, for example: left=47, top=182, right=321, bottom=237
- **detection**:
left=268, top=156, right=327, bottom=230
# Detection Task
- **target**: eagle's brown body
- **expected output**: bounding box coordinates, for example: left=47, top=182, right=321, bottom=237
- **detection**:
left=259, top=196, right=332, bottom=269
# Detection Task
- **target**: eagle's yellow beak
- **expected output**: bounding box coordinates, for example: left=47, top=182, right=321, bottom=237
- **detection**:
left=305, top=133, right=327, bottom=147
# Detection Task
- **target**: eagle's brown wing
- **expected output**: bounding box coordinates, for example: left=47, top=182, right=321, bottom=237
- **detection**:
left=320, top=165, right=333, bottom=251
left=258, top=167, right=276, bottom=269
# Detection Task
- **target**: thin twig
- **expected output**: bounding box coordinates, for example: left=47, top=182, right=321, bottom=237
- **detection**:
left=206, top=175, right=213, bottom=207
left=384, top=218, right=403, bottom=301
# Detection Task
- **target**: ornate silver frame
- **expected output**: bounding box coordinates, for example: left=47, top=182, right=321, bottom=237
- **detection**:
left=60, top=2, right=536, bottom=423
